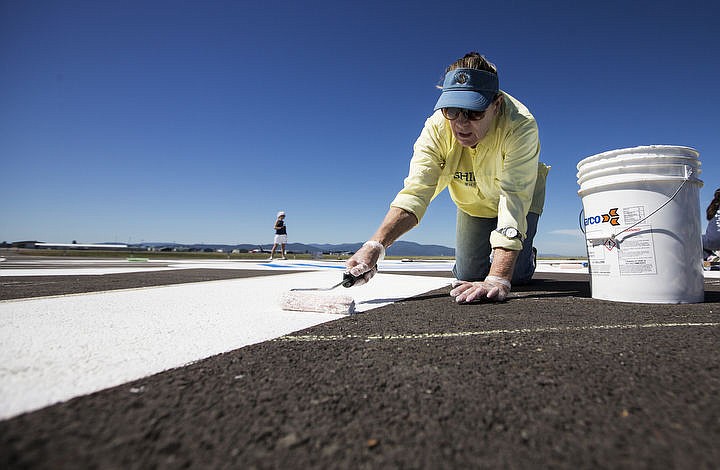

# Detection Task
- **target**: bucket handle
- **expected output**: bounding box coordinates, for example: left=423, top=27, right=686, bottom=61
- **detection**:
left=579, top=165, right=695, bottom=243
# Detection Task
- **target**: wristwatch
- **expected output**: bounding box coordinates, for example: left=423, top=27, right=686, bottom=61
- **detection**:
left=495, top=227, right=524, bottom=240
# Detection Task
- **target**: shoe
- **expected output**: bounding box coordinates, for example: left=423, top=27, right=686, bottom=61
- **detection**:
left=267, top=257, right=273, bottom=261
left=281, top=256, right=288, bottom=260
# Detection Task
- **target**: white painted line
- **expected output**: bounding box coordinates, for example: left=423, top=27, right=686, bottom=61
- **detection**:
left=4, top=256, right=720, bottom=278
left=535, top=261, right=588, bottom=273
left=173, top=259, right=457, bottom=272
left=533, top=261, right=720, bottom=278
left=277, top=322, right=720, bottom=342
left=0, top=271, right=449, bottom=420
left=9, top=258, right=137, bottom=264
left=0, top=259, right=452, bottom=277
left=0, top=267, right=180, bottom=276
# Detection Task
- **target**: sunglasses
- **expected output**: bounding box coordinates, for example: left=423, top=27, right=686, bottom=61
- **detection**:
left=441, top=107, right=488, bottom=121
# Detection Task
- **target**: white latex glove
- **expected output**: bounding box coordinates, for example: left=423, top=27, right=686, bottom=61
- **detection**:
left=345, top=241, right=385, bottom=287
left=450, top=276, right=511, bottom=303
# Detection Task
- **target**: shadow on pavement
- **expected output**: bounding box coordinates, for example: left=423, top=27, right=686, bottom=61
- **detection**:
left=404, top=277, right=720, bottom=304
left=513, top=279, right=591, bottom=298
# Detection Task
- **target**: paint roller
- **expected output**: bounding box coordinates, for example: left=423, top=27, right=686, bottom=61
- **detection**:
left=279, top=272, right=362, bottom=314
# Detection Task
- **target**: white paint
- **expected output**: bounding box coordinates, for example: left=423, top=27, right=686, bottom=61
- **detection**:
left=35, top=243, right=129, bottom=249
left=0, top=259, right=454, bottom=277
left=0, top=267, right=180, bottom=276
left=3, top=257, right=719, bottom=278
left=277, top=322, right=720, bottom=342
left=0, top=271, right=449, bottom=420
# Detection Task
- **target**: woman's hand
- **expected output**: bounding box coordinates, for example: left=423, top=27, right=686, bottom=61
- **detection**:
left=450, top=276, right=511, bottom=303
left=345, top=241, right=385, bottom=287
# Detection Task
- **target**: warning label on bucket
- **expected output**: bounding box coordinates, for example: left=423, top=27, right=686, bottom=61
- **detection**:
left=585, top=221, right=658, bottom=276
left=616, top=225, right=656, bottom=274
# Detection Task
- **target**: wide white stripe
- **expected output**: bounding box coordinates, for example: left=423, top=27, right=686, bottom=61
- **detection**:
left=0, top=271, right=449, bottom=420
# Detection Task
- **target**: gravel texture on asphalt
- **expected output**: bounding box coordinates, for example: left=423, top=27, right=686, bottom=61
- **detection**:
left=1, top=264, right=719, bottom=469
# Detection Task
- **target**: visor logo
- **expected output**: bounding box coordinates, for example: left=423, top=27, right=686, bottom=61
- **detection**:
left=455, top=72, right=469, bottom=84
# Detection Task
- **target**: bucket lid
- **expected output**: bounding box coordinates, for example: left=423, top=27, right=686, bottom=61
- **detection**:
left=577, top=145, right=699, bottom=172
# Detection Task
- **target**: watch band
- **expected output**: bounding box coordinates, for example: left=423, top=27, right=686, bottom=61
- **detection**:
left=495, top=227, right=523, bottom=240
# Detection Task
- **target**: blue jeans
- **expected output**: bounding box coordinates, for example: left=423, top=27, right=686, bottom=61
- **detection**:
left=452, top=210, right=540, bottom=285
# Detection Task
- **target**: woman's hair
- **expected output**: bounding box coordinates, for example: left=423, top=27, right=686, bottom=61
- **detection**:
left=445, top=52, right=497, bottom=74
left=707, top=188, right=720, bottom=220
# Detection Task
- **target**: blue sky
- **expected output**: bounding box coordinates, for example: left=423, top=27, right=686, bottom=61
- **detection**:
left=1, top=0, right=718, bottom=255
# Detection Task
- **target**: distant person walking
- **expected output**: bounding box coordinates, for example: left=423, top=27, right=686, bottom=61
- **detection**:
left=269, top=211, right=288, bottom=260
left=702, top=188, right=720, bottom=260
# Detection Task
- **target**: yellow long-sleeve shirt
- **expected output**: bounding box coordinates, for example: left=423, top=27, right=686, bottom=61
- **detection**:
left=390, top=92, right=542, bottom=251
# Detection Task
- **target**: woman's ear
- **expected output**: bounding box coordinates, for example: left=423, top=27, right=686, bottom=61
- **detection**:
left=492, top=94, right=503, bottom=113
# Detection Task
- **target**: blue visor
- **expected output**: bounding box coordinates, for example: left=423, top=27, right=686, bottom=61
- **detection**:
left=433, top=68, right=499, bottom=112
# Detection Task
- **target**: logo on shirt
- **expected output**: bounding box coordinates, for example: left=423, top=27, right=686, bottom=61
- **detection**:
left=454, top=171, right=476, bottom=187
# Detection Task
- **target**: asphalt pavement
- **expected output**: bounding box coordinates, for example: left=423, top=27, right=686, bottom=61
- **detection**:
left=1, top=253, right=718, bottom=469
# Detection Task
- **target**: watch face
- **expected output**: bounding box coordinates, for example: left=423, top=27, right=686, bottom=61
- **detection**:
left=505, top=228, right=518, bottom=238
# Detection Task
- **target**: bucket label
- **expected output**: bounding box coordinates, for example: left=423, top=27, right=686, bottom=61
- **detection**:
left=585, top=205, right=658, bottom=276
left=615, top=224, right=657, bottom=275
left=622, top=205, right=646, bottom=225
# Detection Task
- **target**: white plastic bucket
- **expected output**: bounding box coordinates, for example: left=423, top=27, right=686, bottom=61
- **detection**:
left=577, top=145, right=704, bottom=303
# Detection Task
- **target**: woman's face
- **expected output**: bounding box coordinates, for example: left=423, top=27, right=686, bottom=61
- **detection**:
left=448, top=98, right=501, bottom=148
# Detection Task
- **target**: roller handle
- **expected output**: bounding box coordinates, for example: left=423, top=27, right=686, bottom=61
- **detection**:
left=341, top=271, right=363, bottom=288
